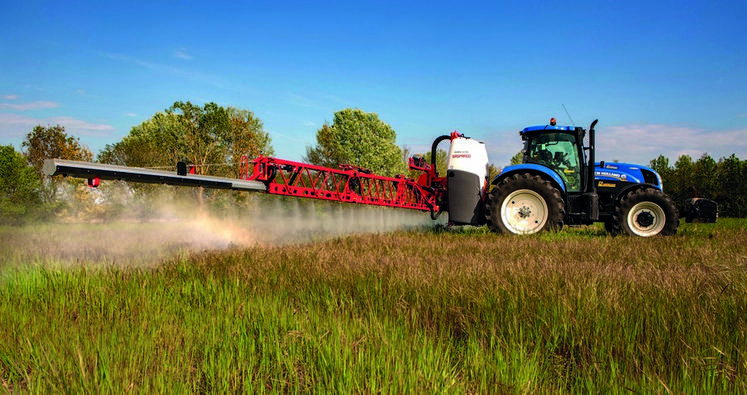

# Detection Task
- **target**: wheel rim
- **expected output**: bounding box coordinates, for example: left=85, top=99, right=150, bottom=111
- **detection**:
left=501, top=189, right=548, bottom=234
left=626, top=201, right=666, bottom=237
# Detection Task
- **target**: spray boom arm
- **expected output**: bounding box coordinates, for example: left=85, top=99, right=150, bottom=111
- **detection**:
left=43, top=155, right=441, bottom=214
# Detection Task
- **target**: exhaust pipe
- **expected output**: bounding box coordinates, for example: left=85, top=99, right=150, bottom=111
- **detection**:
left=587, top=119, right=598, bottom=194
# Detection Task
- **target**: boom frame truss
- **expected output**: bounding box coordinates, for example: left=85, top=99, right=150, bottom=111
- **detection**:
left=242, top=156, right=438, bottom=212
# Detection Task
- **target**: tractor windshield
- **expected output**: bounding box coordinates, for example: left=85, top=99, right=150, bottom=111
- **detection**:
left=526, top=132, right=582, bottom=192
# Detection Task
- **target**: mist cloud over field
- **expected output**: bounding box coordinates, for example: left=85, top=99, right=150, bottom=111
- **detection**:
left=2, top=191, right=439, bottom=267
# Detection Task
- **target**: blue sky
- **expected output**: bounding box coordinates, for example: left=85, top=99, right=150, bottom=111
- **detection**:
left=1, top=0, right=745, bottom=167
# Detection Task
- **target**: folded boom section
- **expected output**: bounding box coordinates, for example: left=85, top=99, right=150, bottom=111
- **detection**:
left=242, top=156, right=437, bottom=211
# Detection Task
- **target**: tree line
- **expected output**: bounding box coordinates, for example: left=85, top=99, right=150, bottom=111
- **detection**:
left=0, top=103, right=406, bottom=224
left=649, top=153, right=747, bottom=218
left=1, top=101, right=745, bottom=223
left=509, top=149, right=747, bottom=218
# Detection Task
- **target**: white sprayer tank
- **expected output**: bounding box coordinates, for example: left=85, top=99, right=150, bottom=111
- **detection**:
left=446, top=136, right=489, bottom=225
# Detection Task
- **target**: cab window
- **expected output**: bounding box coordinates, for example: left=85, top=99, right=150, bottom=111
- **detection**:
left=526, top=133, right=582, bottom=192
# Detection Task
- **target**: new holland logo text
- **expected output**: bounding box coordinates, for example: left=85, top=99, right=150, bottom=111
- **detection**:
left=595, top=171, right=627, bottom=181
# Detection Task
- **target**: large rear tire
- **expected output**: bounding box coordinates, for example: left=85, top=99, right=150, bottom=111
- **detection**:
left=614, top=188, right=679, bottom=237
left=488, top=173, right=564, bottom=235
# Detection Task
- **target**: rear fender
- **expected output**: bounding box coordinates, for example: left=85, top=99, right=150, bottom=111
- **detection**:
left=493, top=164, right=566, bottom=194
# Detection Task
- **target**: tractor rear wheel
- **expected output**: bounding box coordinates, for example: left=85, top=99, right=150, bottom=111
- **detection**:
left=488, top=173, right=564, bottom=235
left=614, top=188, right=679, bottom=237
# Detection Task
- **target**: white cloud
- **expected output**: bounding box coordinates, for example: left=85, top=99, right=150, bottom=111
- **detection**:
left=1, top=94, right=19, bottom=100
left=321, top=93, right=348, bottom=105
left=0, top=113, right=44, bottom=142
left=0, top=113, right=114, bottom=146
left=474, top=123, right=747, bottom=168
left=174, top=49, right=193, bottom=60
left=104, top=52, right=175, bottom=72
left=0, top=100, right=59, bottom=111
left=286, top=93, right=319, bottom=108
left=102, top=52, right=224, bottom=87
left=598, top=124, right=747, bottom=164
left=0, top=112, right=36, bottom=126
left=49, top=116, right=113, bottom=132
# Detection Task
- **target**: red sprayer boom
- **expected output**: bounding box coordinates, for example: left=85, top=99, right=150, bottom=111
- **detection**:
left=240, top=155, right=438, bottom=212
left=43, top=132, right=489, bottom=226
left=42, top=154, right=445, bottom=215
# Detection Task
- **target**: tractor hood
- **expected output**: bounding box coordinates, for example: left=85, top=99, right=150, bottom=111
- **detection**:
left=595, top=162, right=662, bottom=188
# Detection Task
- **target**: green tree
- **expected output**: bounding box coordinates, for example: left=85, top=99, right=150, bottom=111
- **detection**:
left=488, top=163, right=501, bottom=182
left=509, top=151, right=524, bottom=166
left=0, top=145, right=41, bottom=224
left=429, top=149, right=449, bottom=177
left=406, top=149, right=448, bottom=180
left=225, top=107, right=274, bottom=178
left=22, top=124, right=93, bottom=175
left=98, top=111, right=183, bottom=168
left=22, top=125, right=93, bottom=202
left=649, top=155, right=671, bottom=175
left=715, top=154, right=746, bottom=217
left=649, top=153, right=747, bottom=218
left=672, top=154, right=695, bottom=198
left=649, top=155, right=674, bottom=193
left=98, top=101, right=273, bottom=176
left=305, top=108, right=405, bottom=177
left=98, top=101, right=274, bottom=211
left=401, top=145, right=413, bottom=174
left=169, top=101, right=230, bottom=175
left=693, top=153, right=717, bottom=198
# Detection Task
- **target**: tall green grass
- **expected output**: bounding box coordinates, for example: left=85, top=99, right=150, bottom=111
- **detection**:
left=1, top=220, right=745, bottom=393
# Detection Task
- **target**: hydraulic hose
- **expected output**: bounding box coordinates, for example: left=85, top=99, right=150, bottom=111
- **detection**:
left=430, top=135, right=452, bottom=176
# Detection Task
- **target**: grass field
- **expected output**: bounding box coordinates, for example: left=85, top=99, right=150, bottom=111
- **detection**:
left=0, top=217, right=745, bottom=393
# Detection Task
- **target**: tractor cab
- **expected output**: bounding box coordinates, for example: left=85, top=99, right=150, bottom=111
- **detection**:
left=522, top=128, right=586, bottom=193
left=501, top=118, right=601, bottom=225
left=519, top=119, right=592, bottom=195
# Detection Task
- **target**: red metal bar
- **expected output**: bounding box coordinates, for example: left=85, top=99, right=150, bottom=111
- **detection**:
left=241, top=155, right=439, bottom=212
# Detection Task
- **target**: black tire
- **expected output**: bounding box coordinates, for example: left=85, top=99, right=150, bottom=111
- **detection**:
left=614, top=188, right=679, bottom=237
left=487, top=173, right=564, bottom=235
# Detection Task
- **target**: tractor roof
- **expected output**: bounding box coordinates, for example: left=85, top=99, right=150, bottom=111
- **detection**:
left=522, top=124, right=575, bottom=133
left=520, top=124, right=585, bottom=140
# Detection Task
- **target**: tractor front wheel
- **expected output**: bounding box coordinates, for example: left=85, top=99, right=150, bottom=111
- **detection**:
left=488, top=173, right=564, bottom=235
left=614, top=188, right=679, bottom=237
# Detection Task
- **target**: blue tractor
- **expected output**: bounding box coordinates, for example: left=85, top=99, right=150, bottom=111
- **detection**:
left=431, top=119, right=717, bottom=236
